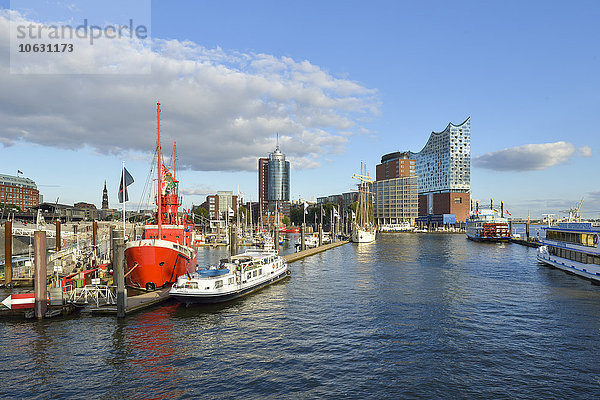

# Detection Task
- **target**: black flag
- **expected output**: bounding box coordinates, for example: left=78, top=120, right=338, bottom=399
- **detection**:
left=118, top=168, right=134, bottom=203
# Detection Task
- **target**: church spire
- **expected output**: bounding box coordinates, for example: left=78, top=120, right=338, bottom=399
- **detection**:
left=102, top=180, right=109, bottom=209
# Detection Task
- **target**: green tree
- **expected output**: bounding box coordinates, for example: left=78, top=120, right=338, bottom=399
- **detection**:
left=282, top=216, right=291, bottom=226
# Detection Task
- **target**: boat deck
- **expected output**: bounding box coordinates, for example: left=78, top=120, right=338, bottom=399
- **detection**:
left=88, top=287, right=172, bottom=315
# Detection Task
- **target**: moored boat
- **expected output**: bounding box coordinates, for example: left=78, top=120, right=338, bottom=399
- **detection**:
left=378, top=221, right=412, bottom=232
left=537, top=222, right=600, bottom=282
left=169, top=249, right=288, bottom=304
left=124, top=103, right=197, bottom=291
left=351, top=162, right=376, bottom=243
left=465, top=208, right=510, bottom=242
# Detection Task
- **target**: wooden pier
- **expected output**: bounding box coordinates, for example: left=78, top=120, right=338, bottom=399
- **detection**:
left=88, top=287, right=172, bottom=315
left=283, top=241, right=349, bottom=263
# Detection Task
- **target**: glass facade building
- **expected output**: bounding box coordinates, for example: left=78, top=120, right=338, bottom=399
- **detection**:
left=409, top=117, right=470, bottom=195
left=267, top=146, right=290, bottom=202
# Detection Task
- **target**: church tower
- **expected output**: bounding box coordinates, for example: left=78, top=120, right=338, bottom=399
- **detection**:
left=102, top=180, right=109, bottom=209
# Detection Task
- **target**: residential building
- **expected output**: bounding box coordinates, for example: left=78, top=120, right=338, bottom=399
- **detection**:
left=74, top=202, right=99, bottom=220
left=202, top=191, right=238, bottom=220
left=374, top=153, right=419, bottom=225
left=0, top=173, right=39, bottom=211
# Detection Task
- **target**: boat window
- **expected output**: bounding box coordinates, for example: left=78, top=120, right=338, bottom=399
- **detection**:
left=247, top=273, right=251, bottom=280
left=184, top=282, right=198, bottom=289
left=228, top=277, right=234, bottom=285
left=215, top=280, right=223, bottom=289
left=253, top=270, right=257, bottom=277
left=258, top=269, right=262, bottom=275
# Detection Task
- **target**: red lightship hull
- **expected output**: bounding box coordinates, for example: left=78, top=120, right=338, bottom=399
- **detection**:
left=125, top=239, right=196, bottom=291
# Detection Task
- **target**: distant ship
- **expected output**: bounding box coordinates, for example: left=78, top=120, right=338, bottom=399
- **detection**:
left=378, top=221, right=412, bottom=232
left=124, top=103, right=197, bottom=291
left=351, top=162, right=376, bottom=243
left=465, top=208, right=510, bottom=242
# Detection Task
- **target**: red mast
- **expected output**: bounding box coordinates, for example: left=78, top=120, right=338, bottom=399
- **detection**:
left=157, top=102, right=162, bottom=238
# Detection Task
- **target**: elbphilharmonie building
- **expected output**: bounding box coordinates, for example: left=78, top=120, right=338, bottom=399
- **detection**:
left=409, top=117, right=471, bottom=222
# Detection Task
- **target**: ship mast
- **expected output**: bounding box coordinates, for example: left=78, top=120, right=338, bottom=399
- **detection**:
left=157, top=102, right=162, bottom=238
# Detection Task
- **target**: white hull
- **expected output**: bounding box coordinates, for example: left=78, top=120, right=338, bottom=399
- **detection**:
left=351, top=229, right=376, bottom=243
left=170, top=249, right=288, bottom=304
left=537, top=245, right=600, bottom=283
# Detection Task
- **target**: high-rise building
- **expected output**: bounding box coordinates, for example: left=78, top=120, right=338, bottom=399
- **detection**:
left=267, top=146, right=290, bottom=202
left=257, top=144, right=291, bottom=220
left=373, top=152, right=419, bottom=225
left=0, top=173, right=39, bottom=211
left=409, top=117, right=471, bottom=222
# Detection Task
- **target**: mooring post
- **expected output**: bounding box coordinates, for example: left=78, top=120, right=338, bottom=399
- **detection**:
left=92, top=220, right=98, bottom=263
left=229, top=225, right=237, bottom=257
left=112, top=229, right=126, bottom=318
left=318, top=223, right=323, bottom=247
left=526, top=222, right=530, bottom=242
left=56, top=220, right=61, bottom=252
left=5, top=220, right=12, bottom=286
left=34, top=230, right=47, bottom=319
left=274, top=225, right=279, bottom=252
left=301, top=223, right=306, bottom=251
left=509, top=220, right=513, bottom=238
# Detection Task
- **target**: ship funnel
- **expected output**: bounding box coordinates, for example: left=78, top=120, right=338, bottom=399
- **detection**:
left=501, top=201, right=504, bottom=216
left=490, top=198, right=493, bottom=210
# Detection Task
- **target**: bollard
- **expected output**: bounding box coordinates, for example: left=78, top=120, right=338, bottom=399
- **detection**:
left=301, top=224, right=306, bottom=251
left=34, top=231, right=47, bottom=319
left=4, top=221, right=12, bottom=286
left=112, top=229, right=126, bottom=318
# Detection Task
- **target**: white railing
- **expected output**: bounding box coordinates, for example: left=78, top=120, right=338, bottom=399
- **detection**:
left=67, top=284, right=117, bottom=307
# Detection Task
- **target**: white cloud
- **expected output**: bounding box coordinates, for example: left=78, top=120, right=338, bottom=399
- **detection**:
left=473, top=141, right=590, bottom=171
left=578, top=145, right=593, bottom=157
left=0, top=11, right=378, bottom=172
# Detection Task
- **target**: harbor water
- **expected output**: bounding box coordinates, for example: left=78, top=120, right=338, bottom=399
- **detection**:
left=2, top=234, right=600, bottom=398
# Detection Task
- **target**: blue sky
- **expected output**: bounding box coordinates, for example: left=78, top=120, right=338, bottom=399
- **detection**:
left=1, top=0, right=599, bottom=218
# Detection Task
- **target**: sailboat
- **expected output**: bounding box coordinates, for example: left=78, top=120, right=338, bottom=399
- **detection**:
left=351, top=162, right=376, bottom=243
left=124, top=103, right=198, bottom=291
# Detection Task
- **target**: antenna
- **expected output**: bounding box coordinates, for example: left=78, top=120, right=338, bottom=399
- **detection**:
left=276, top=132, right=279, bottom=150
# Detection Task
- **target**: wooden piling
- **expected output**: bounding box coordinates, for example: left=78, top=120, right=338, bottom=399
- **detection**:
left=274, top=226, right=279, bottom=252
left=4, top=220, right=12, bottom=286
left=301, top=224, right=306, bottom=251
left=229, top=225, right=237, bottom=257
left=56, top=220, right=61, bottom=252
left=34, top=231, right=47, bottom=319
left=92, top=220, right=98, bottom=260
left=112, top=229, right=126, bottom=318
left=318, top=224, right=323, bottom=247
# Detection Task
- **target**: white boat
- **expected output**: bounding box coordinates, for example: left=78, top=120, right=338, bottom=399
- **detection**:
left=465, top=208, right=510, bottom=242
left=351, top=162, right=376, bottom=243
left=537, top=222, right=600, bottom=282
left=295, top=234, right=319, bottom=250
left=379, top=221, right=412, bottom=232
left=169, top=249, right=288, bottom=304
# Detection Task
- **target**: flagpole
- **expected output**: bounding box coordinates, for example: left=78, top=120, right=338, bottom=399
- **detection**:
left=122, top=161, right=126, bottom=235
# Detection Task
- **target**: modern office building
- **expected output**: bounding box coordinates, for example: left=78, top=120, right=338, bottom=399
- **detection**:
left=0, top=173, right=40, bottom=211
left=267, top=146, right=290, bottom=202
left=408, top=117, right=471, bottom=222
left=373, top=153, right=419, bottom=225
left=258, top=144, right=291, bottom=220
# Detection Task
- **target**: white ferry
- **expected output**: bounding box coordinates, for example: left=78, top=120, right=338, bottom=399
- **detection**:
left=537, top=222, right=600, bottom=282
left=378, top=221, right=413, bottom=232
left=169, top=249, right=289, bottom=304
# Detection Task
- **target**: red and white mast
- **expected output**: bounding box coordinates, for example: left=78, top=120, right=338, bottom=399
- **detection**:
left=157, top=102, right=162, bottom=238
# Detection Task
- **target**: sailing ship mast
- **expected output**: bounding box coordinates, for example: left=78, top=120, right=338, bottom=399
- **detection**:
left=157, top=102, right=162, bottom=238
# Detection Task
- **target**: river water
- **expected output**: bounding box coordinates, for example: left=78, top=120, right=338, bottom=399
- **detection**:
left=2, top=234, right=600, bottom=399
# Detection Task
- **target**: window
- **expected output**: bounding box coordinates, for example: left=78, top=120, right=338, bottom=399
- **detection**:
left=454, top=198, right=462, bottom=204
left=215, top=280, right=223, bottom=289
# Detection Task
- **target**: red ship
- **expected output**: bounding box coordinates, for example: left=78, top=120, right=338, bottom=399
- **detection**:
left=124, top=103, right=197, bottom=291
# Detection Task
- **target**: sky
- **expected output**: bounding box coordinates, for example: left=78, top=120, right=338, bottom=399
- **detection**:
left=1, top=0, right=599, bottom=218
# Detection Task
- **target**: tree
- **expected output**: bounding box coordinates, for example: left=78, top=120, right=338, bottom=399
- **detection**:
left=282, top=216, right=291, bottom=226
